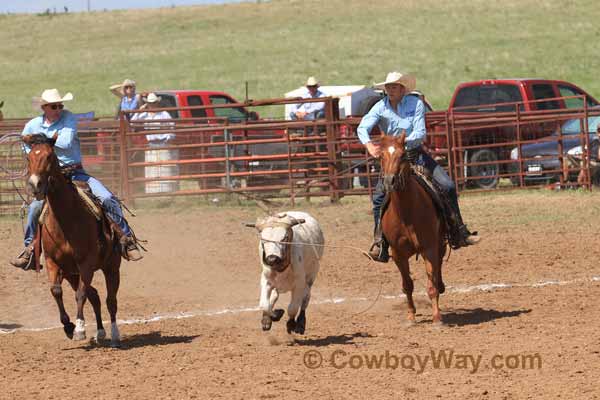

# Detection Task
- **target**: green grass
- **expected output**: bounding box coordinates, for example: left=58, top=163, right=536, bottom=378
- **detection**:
left=1, top=0, right=600, bottom=119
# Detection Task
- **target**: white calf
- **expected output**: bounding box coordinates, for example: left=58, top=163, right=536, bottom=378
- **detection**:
left=249, top=211, right=324, bottom=334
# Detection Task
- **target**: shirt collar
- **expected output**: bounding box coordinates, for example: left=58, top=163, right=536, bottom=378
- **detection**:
left=383, top=95, right=408, bottom=111
left=41, top=111, right=65, bottom=128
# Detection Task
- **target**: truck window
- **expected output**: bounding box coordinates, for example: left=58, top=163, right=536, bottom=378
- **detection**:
left=187, top=95, right=207, bottom=118
left=209, top=95, right=247, bottom=122
left=453, top=84, right=523, bottom=112
left=157, top=94, right=179, bottom=118
left=531, top=84, right=561, bottom=110
left=558, top=85, right=597, bottom=109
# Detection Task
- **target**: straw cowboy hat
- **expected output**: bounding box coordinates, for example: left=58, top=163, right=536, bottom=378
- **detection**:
left=38, top=89, right=74, bottom=105
left=374, top=71, right=416, bottom=92
left=145, top=93, right=161, bottom=103
left=306, top=76, right=319, bottom=87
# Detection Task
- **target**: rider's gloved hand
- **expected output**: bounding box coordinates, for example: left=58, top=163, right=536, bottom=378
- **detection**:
left=405, top=147, right=420, bottom=164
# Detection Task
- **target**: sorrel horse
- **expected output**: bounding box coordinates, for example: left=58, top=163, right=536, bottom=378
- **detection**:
left=23, top=134, right=122, bottom=346
left=379, top=133, right=447, bottom=325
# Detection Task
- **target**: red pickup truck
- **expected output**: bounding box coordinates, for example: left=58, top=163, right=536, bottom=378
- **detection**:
left=152, top=90, right=259, bottom=122
left=429, top=79, right=600, bottom=188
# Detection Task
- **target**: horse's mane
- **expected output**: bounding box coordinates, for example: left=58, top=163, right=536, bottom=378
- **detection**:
left=26, top=134, right=54, bottom=146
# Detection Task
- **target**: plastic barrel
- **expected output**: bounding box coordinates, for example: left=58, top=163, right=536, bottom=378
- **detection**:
left=144, top=149, right=180, bottom=193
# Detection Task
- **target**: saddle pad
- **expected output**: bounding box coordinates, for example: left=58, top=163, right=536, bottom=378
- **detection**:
left=74, top=183, right=103, bottom=220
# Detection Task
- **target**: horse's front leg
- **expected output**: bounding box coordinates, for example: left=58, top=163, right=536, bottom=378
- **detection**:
left=73, top=271, right=93, bottom=341
left=46, top=259, right=75, bottom=339
left=393, top=255, right=416, bottom=325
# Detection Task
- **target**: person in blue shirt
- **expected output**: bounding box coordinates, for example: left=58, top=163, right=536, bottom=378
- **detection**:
left=10, top=89, right=142, bottom=270
left=110, top=78, right=144, bottom=121
left=289, top=76, right=326, bottom=120
left=358, top=72, right=480, bottom=262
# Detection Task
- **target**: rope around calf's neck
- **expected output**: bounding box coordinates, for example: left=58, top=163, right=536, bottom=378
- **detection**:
left=257, top=235, right=384, bottom=316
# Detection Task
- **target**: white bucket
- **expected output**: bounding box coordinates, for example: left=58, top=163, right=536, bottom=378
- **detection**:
left=144, top=149, right=180, bottom=194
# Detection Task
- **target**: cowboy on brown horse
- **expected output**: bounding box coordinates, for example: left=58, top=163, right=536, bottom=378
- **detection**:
left=10, top=89, right=142, bottom=270
left=357, top=72, right=480, bottom=262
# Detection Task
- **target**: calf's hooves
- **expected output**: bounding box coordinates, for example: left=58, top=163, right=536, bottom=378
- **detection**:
left=63, top=322, right=75, bottom=339
left=286, top=319, right=296, bottom=334
left=261, top=315, right=272, bottom=331
left=271, top=309, right=285, bottom=322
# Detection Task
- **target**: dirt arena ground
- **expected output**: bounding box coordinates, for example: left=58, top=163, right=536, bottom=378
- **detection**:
left=1, top=191, right=599, bottom=399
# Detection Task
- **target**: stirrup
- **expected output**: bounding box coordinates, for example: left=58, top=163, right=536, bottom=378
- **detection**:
left=368, top=241, right=389, bottom=263
left=459, top=225, right=481, bottom=246
left=10, top=246, right=35, bottom=271
left=120, top=237, right=143, bottom=261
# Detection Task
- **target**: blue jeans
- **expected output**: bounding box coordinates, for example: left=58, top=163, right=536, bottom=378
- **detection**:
left=24, top=169, right=131, bottom=246
left=372, top=147, right=459, bottom=226
left=289, top=109, right=325, bottom=120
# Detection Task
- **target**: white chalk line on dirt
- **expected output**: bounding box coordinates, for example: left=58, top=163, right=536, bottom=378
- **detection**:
left=2, top=275, right=599, bottom=335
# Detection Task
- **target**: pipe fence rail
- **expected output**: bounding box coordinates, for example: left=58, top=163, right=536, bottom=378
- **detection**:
left=1, top=95, right=598, bottom=215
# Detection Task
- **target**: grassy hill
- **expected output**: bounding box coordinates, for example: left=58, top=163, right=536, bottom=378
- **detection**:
left=1, top=0, right=599, bottom=118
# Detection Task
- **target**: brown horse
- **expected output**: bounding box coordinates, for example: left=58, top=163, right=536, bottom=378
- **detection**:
left=379, top=133, right=446, bottom=325
left=23, top=134, right=122, bottom=346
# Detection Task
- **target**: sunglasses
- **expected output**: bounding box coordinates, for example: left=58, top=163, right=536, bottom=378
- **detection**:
left=46, top=104, right=64, bottom=110
left=124, top=86, right=134, bottom=89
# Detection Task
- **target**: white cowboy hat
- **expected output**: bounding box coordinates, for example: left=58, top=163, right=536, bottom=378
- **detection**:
left=39, top=89, right=73, bottom=105
left=374, top=71, right=416, bottom=92
left=306, top=76, right=319, bottom=86
left=145, top=93, right=161, bottom=103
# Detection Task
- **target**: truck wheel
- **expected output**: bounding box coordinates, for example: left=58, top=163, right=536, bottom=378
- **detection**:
left=468, top=149, right=500, bottom=189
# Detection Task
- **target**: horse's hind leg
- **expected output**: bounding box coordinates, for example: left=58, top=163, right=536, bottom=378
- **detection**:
left=423, top=255, right=443, bottom=325
left=86, top=285, right=105, bottom=341
left=47, top=260, right=75, bottom=339
left=393, top=256, right=416, bottom=325
left=103, top=263, right=121, bottom=347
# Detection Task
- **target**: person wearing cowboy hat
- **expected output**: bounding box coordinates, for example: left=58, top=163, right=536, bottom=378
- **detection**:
left=130, top=92, right=175, bottom=144
left=109, top=78, right=144, bottom=120
left=11, top=89, right=143, bottom=270
left=289, top=76, right=326, bottom=121
left=357, top=72, right=480, bottom=262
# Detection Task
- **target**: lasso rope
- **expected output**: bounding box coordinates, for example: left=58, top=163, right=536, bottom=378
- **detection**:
left=0, top=133, right=30, bottom=235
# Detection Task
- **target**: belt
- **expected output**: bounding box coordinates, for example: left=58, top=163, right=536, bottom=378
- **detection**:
left=60, top=163, right=83, bottom=170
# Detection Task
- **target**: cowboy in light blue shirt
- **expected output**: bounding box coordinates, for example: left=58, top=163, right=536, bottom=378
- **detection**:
left=358, top=72, right=480, bottom=263
left=358, top=94, right=426, bottom=150
left=22, top=108, right=81, bottom=166
left=289, top=76, right=326, bottom=120
left=11, top=89, right=143, bottom=270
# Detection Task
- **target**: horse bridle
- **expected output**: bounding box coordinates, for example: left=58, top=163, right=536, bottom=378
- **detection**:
left=383, top=152, right=409, bottom=192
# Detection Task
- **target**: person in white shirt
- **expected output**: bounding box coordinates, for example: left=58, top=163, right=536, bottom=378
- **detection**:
left=130, top=93, right=179, bottom=193
left=289, top=76, right=326, bottom=120
left=131, top=93, right=175, bottom=144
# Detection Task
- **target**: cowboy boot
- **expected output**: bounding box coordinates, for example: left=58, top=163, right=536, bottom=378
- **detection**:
left=109, top=220, right=143, bottom=261
left=448, top=193, right=481, bottom=247
left=368, top=222, right=390, bottom=263
left=10, top=245, right=35, bottom=270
